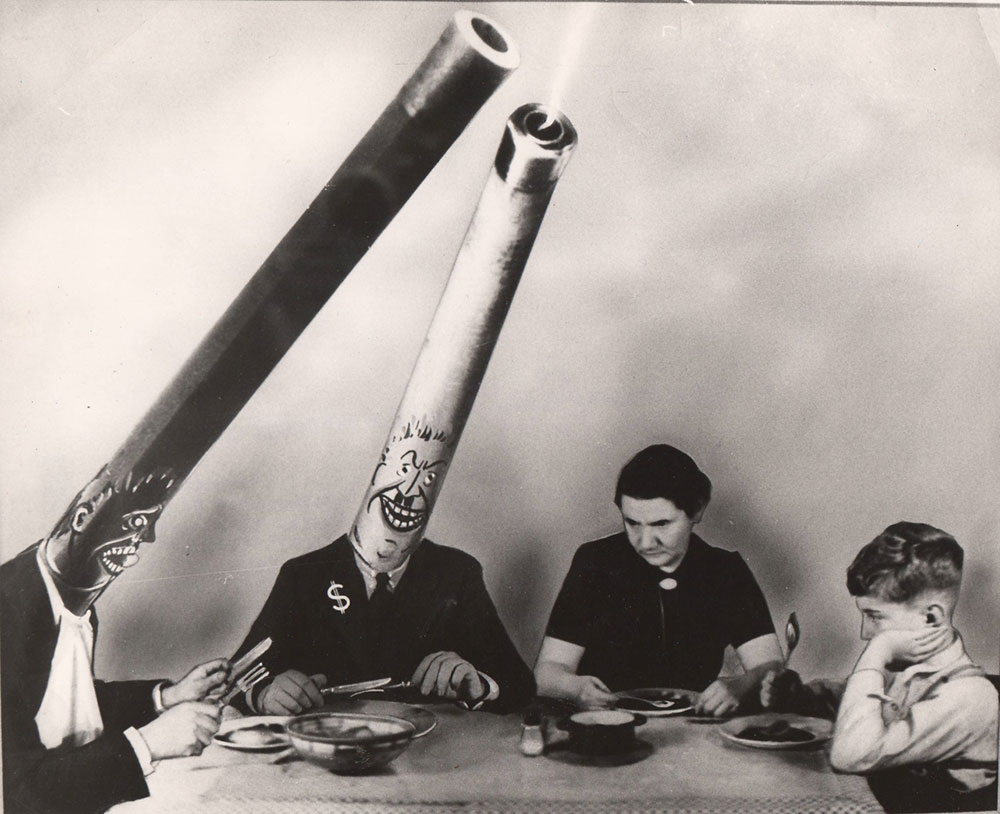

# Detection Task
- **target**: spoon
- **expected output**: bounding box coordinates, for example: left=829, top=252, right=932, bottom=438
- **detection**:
left=784, top=612, right=800, bottom=665
left=615, top=694, right=689, bottom=711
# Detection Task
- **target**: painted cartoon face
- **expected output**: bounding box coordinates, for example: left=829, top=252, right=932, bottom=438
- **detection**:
left=45, top=471, right=172, bottom=593
left=370, top=445, right=445, bottom=533
left=352, top=421, right=451, bottom=572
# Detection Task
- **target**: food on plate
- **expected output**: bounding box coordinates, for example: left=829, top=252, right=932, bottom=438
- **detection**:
left=226, top=723, right=286, bottom=746
left=737, top=719, right=813, bottom=743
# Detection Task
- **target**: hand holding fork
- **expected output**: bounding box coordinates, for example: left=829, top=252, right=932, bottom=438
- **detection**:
left=219, top=663, right=271, bottom=707
left=217, top=637, right=273, bottom=707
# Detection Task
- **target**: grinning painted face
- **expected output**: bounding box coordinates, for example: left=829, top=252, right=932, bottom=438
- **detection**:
left=352, top=421, right=451, bottom=572
left=44, top=471, right=172, bottom=600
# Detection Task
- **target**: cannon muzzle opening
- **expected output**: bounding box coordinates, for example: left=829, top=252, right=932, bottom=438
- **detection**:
left=469, top=15, right=511, bottom=55
left=495, top=103, right=578, bottom=191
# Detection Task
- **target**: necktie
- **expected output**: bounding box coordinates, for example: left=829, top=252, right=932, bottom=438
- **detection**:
left=369, top=572, right=394, bottom=673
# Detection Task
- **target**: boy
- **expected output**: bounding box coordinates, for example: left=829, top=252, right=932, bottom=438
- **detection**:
left=762, top=522, right=998, bottom=813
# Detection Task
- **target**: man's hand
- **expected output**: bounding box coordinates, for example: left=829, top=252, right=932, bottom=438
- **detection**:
left=573, top=675, right=617, bottom=709
left=161, top=658, right=231, bottom=708
left=138, top=701, right=220, bottom=760
left=256, top=670, right=327, bottom=715
left=760, top=668, right=805, bottom=711
left=860, top=626, right=952, bottom=670
left=412, top=651, right=487, bottom=705
left=695, top=676, right=746, bottom=717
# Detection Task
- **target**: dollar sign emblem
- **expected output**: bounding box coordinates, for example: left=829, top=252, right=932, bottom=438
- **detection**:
left=327, top=581, right=351, bottom=614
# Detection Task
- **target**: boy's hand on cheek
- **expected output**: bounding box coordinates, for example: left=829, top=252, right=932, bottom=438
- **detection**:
left=860, top=626, right=952, bottom=669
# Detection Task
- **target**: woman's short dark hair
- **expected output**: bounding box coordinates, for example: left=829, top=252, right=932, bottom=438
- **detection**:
left=846, top=522, right=963, bottom=602
left=614, top=444, right=712, bottom=519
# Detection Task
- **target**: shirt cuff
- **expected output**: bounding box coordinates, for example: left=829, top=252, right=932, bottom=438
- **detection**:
left=245, top=680, right=268, bottom=714
left=459, top=672, right=500, bottom=711
left=152, top=681, right=169, bottom=714
left=123, top=727, right=155, bottom=776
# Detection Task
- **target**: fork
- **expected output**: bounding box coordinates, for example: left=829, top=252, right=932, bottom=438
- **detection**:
left=220, top=663, right=270, bottom=706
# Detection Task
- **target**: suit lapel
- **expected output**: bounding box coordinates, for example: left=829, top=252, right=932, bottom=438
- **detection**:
left=7, top=545, right=62, bottom=716
left=321, top=535, right=377, bottom=676
left=392, top=543, right=453, bottom=645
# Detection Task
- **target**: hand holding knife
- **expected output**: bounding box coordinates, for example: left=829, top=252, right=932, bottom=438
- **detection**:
left=219, top=637, right=273, bottom=706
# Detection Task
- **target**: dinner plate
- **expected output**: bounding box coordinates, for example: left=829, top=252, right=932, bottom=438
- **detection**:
left=720, top=713, right=832, bottom=750
left=214, top=716, right=291, bottom=751
left=320, top=698, right=437, bottom=738
left=613, top=687, right=696, bottom=717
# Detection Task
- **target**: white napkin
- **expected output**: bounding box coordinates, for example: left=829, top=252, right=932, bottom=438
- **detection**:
left=35, top=567, right=104, bottom=749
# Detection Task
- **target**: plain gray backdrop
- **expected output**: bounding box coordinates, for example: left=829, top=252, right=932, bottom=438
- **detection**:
left=1, top=2, right=998, bottom=690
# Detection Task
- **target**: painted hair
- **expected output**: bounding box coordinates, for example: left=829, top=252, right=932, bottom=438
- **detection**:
left=614, top=444, right=712, bottom=519
left=846, top=521, right=963, bottom=602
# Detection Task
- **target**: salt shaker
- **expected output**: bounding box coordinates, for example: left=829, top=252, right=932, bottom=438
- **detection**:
left=519, top=707, right=546, bottom=756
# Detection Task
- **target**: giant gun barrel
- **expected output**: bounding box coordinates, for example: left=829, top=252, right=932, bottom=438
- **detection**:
left=351, top=103, right=578, bottom=569
left=111, top=11, right=519, bottom=487
left=41, top=11, right=519, bottom=608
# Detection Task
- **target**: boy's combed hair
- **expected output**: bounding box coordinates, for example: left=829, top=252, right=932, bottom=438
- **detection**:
left=614, top=444, right=712, bottom=518
left=846, top=521, right=963, bottom=602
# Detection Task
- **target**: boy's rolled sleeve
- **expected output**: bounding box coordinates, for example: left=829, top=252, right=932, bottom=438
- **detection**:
left=830, top=669, right=992, bottom=774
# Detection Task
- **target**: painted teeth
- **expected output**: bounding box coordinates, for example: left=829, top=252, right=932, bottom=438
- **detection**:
left=101, top=546, right=138, bottom=574
left=379, top=496, right=425, bottom=532
left=101, top=557, right=125, bottom=574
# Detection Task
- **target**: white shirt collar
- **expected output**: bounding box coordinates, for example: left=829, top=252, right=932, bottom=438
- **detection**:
left=352, top=549, right=410, bottom=598
left=36, top=543, right=91, bottom=626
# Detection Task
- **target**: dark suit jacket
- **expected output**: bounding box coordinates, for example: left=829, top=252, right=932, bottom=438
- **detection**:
left=235, top=535, right=534, bottom=712
left=1, top=544, right=161, bottom=814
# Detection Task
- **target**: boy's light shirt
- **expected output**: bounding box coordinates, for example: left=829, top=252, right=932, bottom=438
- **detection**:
left=35, top=547, right=156, bottom=776
left=831, top=633, right=998, bottom=792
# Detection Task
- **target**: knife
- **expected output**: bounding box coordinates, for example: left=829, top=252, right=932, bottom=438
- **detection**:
left=320, top=677, right=395, bottom=696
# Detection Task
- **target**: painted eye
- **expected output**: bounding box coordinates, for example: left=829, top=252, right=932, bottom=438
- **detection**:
left=423, top=472, right=436, bottom=486
left=399, top=464, right=411, bottom=475
left=71, top=505, right=90, bottom=532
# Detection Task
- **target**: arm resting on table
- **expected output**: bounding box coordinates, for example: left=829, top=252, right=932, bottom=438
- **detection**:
left=452, top=563, right=535, bottom=713
left=2, top=726, right=150, bottom=814
left=534, top=636, right=616, bottom=708
left=830, top=669, right=998, bottom=773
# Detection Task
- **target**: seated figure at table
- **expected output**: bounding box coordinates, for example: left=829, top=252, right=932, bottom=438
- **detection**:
left=534, top=444, right=783, bottom=717
left=1, top=473, right=231, bottom=814
left=762, top=522, right=998, bottom=813
left=233, top=420, right=535, bottom=715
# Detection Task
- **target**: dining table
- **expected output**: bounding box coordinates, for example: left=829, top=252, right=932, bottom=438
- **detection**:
left=109, top=702, right=882, bottom=814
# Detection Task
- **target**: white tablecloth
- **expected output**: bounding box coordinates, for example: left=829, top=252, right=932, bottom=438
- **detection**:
left=111, top=705, right=881, bottom=814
